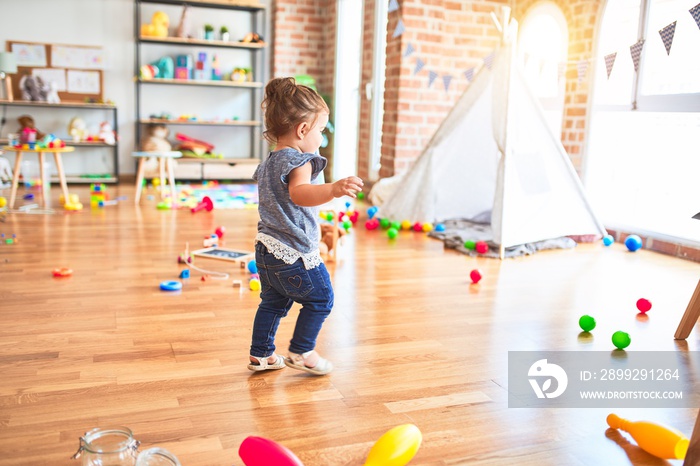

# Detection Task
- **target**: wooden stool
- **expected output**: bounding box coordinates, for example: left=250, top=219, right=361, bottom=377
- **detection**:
left=674, top=279, right=700, bottom=340
left=4, top=146, right=74, bottom=209
left=133, top=151, right=182, bottom=205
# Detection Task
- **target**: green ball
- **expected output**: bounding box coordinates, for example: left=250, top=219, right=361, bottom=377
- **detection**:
left=325, top=212, right=334, bottom=221
left=380, top=218, right=391, bottom=229
left=387, top=227, right=398, bottom=239
left=579, top=315, right=596, bottom=332
left=464, top=240, right=476, bottom=250
left=391, top=221, right=401, bottom=230
left=342, top=220, right=352, bottom=230
left=357, top=192, right=365, bottom=200
left=612, top=331, right=631, bottom=350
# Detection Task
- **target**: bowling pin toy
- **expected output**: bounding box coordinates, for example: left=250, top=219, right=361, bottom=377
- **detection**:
left=239, top=436, right=304, bottom=466
left=606, top=413, right=689, bottom=460
left=364, top=424, right=422, bottom=466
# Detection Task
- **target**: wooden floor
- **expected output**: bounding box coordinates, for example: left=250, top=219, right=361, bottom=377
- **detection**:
left=1, top=183, right=700, bottom=466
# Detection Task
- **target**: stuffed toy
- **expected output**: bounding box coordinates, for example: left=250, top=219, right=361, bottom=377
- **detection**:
left=141, top=124, right=172, bottom=152
left=141, top=11, right=169, bottom=38
left=240, top=32, right=264, bottom=44
left=46, top=81, right=60, bottom=104
left=98, top=121, right=116, bottom=145
left=18, top=75, right=49, bottom=101
left=17, top=115, right=45, bottom=140
left=319, top=223, right=346, bottom=257
left=68, top=117, right=87, bottom=142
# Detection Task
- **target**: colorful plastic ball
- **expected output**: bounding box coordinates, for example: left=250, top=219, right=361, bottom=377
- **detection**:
left=325, top=212, right=335, bottom=221
left=624, top=235, right=642, bottom=252
left=350, top=211, right=360, bottom=223
left=342, top=220, right=352, bottom=231
left=434, top=224, right=445, bottom=232
left=367, top=206, right=378, bottom=219
left=636, top=298, right=652, bottom=313
left=247, top=261, right=258, bottom=274
left=387, top=227, right=399, bottom=239
left=475, top=241, right=489, bottom=254
left=365, top=219, right=379, bottom=230
left=469, top=269, right=482, bottom=284
left=401, top=220, right=412, bottom=230
left=215, top=226, right=226, bottom=238
left=357, top=191, right=365, bottom=200
left=422, top=223, right=434, bottom=233
left=0, top=197, right=6, bottom=208
left=380, top=218, right=391, bottom=229
left=612, top=331, right=631, bottom=349
left=578, top=315, right=596, bottom=332
left=249, top=278, right=261, bottom=291
left=464, top=240, right=476, bottom=250
left=412, top=222, right=423, bottom=232
left=602, top=235, right=614, bottom=246
left=391, top=221, right=401, bottom=231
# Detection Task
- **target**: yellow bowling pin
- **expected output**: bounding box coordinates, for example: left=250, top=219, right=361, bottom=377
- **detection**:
left=364, top=424, right=422, bottom=466
left=606, top=413, right=689, bottom=459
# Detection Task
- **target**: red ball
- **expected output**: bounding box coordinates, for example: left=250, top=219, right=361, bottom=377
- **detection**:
left=215, top=226, right=226, bottom=238
left=365, top=219, right=379, bottom=230
left=636, top=298, right=652, bottom=313
left=475, top=241, right=489, bottom=254
left=470, top=269, right=482, bottom=284
left=412, top=222, right=423, bottom=232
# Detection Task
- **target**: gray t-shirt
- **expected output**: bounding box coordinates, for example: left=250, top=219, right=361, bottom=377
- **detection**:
left=253, top=148, right=327, bottom=269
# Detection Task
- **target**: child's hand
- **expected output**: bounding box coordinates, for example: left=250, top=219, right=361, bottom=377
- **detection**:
left=331, top=176, right=364, bottom=198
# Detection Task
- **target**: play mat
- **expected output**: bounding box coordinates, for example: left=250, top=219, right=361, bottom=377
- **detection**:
left=178, top=183, right=258, bottom=209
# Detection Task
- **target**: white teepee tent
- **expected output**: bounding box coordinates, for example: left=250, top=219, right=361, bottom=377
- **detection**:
left=374, top=12, right=606, bottom=256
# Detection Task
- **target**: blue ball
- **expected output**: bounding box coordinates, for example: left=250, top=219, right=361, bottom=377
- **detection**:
left=624, top=235, right=642, bottom=252
left=603, top=235, right=614, bottom=246
left=367, top=206, right=378, bottom=220
left=247, top=260, right=258, bottom=274
left=434, top=224, right=445, bottom=232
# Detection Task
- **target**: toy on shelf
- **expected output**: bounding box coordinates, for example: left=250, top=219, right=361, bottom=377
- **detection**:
left=18, top=75, right=49, bottom=101
left=175, top=133, right=221, bottom=158
left=240, top=32, right=264, bottom=44
left=46, top=81, right=60, bottom=104
left=606, top=413, right=688, bottom=460
left=175, top=5, right=190, bottom=38
left=68, top=117, right=87, bottom=142
left=175, top=54, right=193, bottom=80
left=20, top=127, right=37, bottom=149
left=17, top=115, right=45, bottom=141
left=98, top=122, right=116, bottom=145
left=220, top=26, right=230, bottom=41
left=204, top=24, right=214, bottom=40
left=141, top=11, right=169, bottom=37
left=211, top=54, right=222, bottom=80
left=194, top=52, right=208, bottom=80
left=151, top=57, right=174, bottom=79
left=36, top=134, right=66, bottom=149
left=232, top=68, right=253, bottom=83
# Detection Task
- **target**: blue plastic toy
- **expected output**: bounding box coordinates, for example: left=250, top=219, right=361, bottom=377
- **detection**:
left=160, top=280, right=182, bottom=291
left=367, top=206, right=378, bottom=220
left=603, top=235, right=614, bottom=246
left=435, top=224, right=445, bottom=232
left=247, top=260, right=258, bottom=274
left=179, top=269, right=190, bottom=279
left=624, top=235, right=642, bottom=252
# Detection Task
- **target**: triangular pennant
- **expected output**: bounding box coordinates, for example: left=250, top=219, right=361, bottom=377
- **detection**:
left=629, top=39, right=645, bottom=73
left=442, top=74, right=453, bottom=92
left=463, top=67, right=475, bottom=82
left=577, top=59, right=588, bottom=83
left=428, top=70, right=438, bottom=88
left=483, top=52, right=495, bottom=70
left=659, top=21, right=676, bottom=55
left=403, top=43, right=415, bottom=58
left=413, top=58, right=425, bottom=75
left=388, top=0, right=399, bottom=13
left=604, top=52, right=617, bottom=79
left=392, top=18, right=405, bottom=38
left=690, top=3, right=700, bottom=29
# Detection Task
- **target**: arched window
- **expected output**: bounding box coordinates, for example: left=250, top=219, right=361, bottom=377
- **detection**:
left=586, top=0, right=700, bottom=243
left=518, top=2, right=568, bottom=137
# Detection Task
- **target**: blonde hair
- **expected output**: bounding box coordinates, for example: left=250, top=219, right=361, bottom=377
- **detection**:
left=262, top=77, right=329, bottom=145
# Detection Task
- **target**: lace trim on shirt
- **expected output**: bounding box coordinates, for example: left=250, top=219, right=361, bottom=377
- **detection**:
left=256, top=233, right=322, bottom=270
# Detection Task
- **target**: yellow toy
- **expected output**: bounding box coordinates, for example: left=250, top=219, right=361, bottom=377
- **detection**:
left=364, top=424, right=422, bottom=466
left=607, top=413, right=689, bottom=459
left=141, top=11, right=169, bottom=38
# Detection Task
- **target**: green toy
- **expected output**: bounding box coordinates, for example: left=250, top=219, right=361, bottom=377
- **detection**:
left=464, top=240, right=476, bottom=250
left=612, top=331, right=631, bottom=349
left=579, top=315, right=596, bottom=332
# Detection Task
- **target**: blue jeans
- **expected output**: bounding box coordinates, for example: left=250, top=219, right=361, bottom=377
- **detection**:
left=249, top=242, right=334, bottom=358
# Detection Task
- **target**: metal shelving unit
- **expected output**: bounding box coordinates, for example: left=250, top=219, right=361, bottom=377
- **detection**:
left=134, top=0, right=266, bottom=181
left=0, top=100, right=119, bottom=183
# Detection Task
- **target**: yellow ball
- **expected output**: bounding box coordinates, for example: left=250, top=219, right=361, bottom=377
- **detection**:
left=151, top=178, right=160, bottom=187
left=422, top=223, right=434, bottom=232
left=0, top=197, right=6, bottom=208
left=249, top=278, right=261, bottom=291
left=401, top=220, right=412, bottom=230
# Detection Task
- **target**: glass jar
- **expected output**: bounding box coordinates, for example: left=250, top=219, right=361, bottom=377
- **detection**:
left=136, top=447, right=181, bottom=466
left=71, top=426, right=141, bottom=466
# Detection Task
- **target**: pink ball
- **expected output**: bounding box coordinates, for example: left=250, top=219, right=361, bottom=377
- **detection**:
left=475, top=241, right=489, bottom=254
left=215, top=226, right=225, bottom=238
left=470, top=269, right=482, bottom=284
left=412, top=222, right=423, bottom=232
left=636, top=298, right=652, bottom=313
left=365, top=219, right=379, bottom=230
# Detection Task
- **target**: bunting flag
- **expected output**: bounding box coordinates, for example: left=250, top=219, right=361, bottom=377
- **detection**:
left=629, top=39, right=645, bottom=72
left=428, top=70, right=438, bottom=88
left=403, top=43, right=415, bottom=58
left=388, top=0, right=399, bottom=13
left=413, top=58, right=425, bottom=75
left=577, top=59, right=588, bottom=83
left=690, top=2, right=700, bottom=29
left=463, top=67, right=475, bottom=82
left=483, top=52, right=495, bottom=70
left=442, top=74, right=453, bottom=92
left=604, top=52, right=617, bottom=79
left=392, top=18, right=405, bottom=38
left=659, top=21, right=676, bottom=55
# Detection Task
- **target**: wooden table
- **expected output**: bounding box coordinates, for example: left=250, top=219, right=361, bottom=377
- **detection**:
left=3, top=146, right=75, bottom=209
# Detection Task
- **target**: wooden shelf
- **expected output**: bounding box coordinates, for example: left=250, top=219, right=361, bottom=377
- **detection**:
left=0, top=139, right=115, bottom=148
left=139, top=0, right=265, bottom=11
left=137, top=78, right=262, bottom=88
left=139, top=36, right=265, bottom=49
left=140, top=118, right=260, bottom=127
left=0, top=100, right=116, bottom=109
